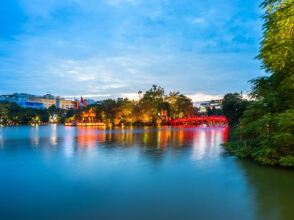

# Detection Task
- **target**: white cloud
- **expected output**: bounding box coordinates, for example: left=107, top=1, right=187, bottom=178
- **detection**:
left=121, top=92, right=140, bottom=100
left=192, top=17, right=206, bottom=25
left=188, top=93, right=223, bottom=102
left=0, top=0, right=263, bottom=97
left=64, top=94, right=111, bottom=99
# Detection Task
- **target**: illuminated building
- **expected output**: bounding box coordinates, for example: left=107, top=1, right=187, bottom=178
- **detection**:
left=65, top=108, right=105, bottom=127
left=32, top=97, right=75, bottom=110
left=55, top=96, right=61, bottom=108
left=33, top=98, right=55, bottom=109
left=72, top=97, right=89, bottom=110
left=60, top=99, right=75, bottom=110
left=195, top=99, right=223, bottom=114
left=0, top=93, right=90, bottom=110
left=81, top=108, right=96, bottom=122
left=18, top=101, right=44, bottom=109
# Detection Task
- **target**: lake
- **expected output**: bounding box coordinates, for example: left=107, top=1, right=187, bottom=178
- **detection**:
left=0, top=125, right=293, bottom=220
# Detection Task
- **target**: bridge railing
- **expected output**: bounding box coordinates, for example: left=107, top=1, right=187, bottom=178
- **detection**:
left=169, top=115, right=228, bottom=127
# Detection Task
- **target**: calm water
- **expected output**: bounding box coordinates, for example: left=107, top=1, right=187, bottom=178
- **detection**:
left=0, top=126, right=293, bottom=220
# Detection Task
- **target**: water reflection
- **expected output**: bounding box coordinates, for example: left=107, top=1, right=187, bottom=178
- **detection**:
left=0, top=128, right=3, bottom=148
left=77, top=127, right=106, bottom=148
left=191, top=128, right=228, bottom=161
left=0, top=126, right=229, bottom=159
left=13, top=126, right=227, bottom=160
left=30, top=126, right=39, bottom=146
left=72, top=127, right=228, bottom=152
left=237, top=160, right=294, bottom=220
left=0, top=126, right=293, bottom=220
left=50, top=124, right=58, bottom=145
left=63, top=127, right=75, bottom=158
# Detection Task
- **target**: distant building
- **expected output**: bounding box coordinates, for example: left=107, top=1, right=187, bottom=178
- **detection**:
left=209, top=99, right=223, bottom=110
left=33, top=98, right=56, bottom=109
left=199, top=102, right=209, bottom=113
left=53, top=96, right=78, bottom=110
left=0, top=93, right=89, bottom=110
left=79, top=97, right=88, bottom=108
left=55, top=96, right=61, bottom=108
left=27, top=95, right=76, bottom=110
left=13, top=93, right=36, bottom=103
left=60, top=99, right=75, bottom=110
left=18, top=101, right=44, bottom=109
left=73, top=97, right=88, bottom=109
left=196, top=99, right=223, bottom=114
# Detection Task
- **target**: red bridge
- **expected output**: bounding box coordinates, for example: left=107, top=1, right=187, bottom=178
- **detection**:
left=169, top=116, right=228, bottom=127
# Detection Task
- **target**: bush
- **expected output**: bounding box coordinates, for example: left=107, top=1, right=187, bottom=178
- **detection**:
left=279, top=156, right=294, bottom=167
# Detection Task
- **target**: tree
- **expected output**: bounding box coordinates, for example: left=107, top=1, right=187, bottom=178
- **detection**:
left=71, top=85, right=194, bottom=126
left=222, top=93, right=248, bottom=127
left=226, top=0, right=294, bottom=166
left=140, top=85, right=166, bottom=124
left=166, top=92, right=194, bottom=118
left=0, top=102, right=10, bottom=125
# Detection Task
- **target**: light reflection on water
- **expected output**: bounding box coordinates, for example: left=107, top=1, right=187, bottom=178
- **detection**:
left=71, top=126, right=228, bottom=153
left=63, top=127, right=75, bottom=158
left=30, top=125, right=39, bottom=146
left=0, top=129, right=3, bottom=148
left=0, top=125, right=293, bottom=220
left=50, top=124, right=58, bottom=146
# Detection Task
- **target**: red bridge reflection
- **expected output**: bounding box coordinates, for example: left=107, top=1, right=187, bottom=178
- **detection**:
left=169, top=116, right=228, bottom=127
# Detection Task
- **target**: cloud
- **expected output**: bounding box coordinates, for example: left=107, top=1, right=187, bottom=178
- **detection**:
left=191, top=17, right=206, bottom=25
left=188, top=93, right=223, bottom=102
left=0, top=0, right=263, bottom=97
left=121, top=92, right=140, bottom=100
left=64, top=94, right=111, bottom=99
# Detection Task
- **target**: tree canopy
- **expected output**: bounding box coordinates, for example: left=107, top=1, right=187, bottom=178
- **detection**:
left=226, top=0, right=294, bottom=167
left=64, top=85, right=194, bottom=127
left=222, top=93, right=248, bottom=127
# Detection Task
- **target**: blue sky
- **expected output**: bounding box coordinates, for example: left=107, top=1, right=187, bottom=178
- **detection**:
left=0, top=0, right=263, bottom=101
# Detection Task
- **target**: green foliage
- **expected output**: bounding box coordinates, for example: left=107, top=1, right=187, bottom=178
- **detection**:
left=279, top=156, right=294, bottom=166
left=226, top=0, right=294, bottom=167
left=259, top=0, right=294, bottom=75
left=222, top=93, right=249, bottom=127
left=224, top=142, right=252, bottom=158
left=47, top=105, right=69, bottom=123
left=166, top=91, right=194, bottom=118
left=0, top=102, right=50, bottom=125
left=75, top=85, right=194, bottom=126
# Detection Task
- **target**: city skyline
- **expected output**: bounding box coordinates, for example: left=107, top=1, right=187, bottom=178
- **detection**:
left=0, top=0, right=263, bottom=101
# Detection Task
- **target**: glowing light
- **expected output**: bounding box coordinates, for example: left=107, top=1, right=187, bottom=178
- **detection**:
left=50, top=124, right=58, bottom=145
left=31, top=126, right=39, bottom=146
